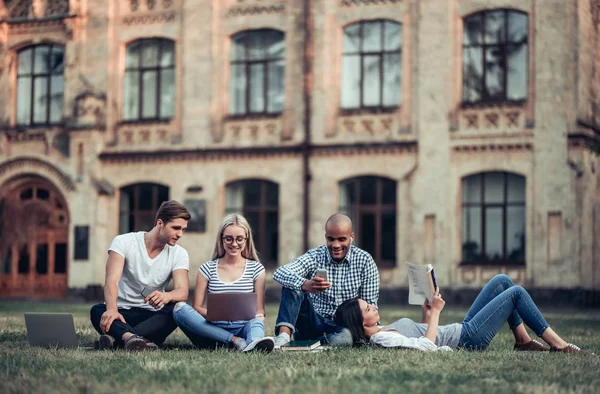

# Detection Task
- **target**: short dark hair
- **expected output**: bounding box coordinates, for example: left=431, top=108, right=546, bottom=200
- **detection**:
left=333, top=297, right=368, bottom=346
left=155, top=200, right=191, bottom=225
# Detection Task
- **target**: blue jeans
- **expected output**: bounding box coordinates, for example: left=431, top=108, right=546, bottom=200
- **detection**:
left=458, top=274, right=550, bottom=350
left=173, top=303, right=265, bottom=349
left=275, top=287, right=353, bottom=346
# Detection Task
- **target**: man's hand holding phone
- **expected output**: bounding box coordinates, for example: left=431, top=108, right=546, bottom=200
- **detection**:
left=141, top=287, right=171, bottom=309
left=301, top=269, right=331, bottom=294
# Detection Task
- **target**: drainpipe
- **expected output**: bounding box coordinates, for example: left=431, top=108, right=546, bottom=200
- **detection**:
left=302, top=0, right=313, bottom=251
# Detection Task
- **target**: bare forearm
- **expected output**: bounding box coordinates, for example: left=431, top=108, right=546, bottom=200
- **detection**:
left=192, top=304, right=207, bottom=317
left=166, top=287, right=188, bottom=303
left=104, top=282, right=119, bottom=311
left=424, top=312, right=440, bottom=343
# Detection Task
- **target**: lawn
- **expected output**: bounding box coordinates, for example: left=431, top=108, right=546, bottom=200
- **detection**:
left=1, top=301, right=599, bottom=394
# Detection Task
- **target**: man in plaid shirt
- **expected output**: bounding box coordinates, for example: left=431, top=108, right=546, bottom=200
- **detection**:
left=273, top=213, right=380, bottom=347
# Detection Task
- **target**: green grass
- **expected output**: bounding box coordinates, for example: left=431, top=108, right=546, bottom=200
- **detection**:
left=1, top=301, right=599, bottom=393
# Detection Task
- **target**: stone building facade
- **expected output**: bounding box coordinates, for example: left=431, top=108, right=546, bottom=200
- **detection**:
left=0, top=0, right=598, bottom=301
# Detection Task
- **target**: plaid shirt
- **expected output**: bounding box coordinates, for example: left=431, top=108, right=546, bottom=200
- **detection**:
left=273, top=245, right=380, bottom=320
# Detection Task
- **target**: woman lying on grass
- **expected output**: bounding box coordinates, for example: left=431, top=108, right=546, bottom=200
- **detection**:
left=334, top=274, right=593, bottom=354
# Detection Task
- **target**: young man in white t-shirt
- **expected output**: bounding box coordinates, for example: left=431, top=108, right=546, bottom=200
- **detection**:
left=90, top=200, right=191, bottom=351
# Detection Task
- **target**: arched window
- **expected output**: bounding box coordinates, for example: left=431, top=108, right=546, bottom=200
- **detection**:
left=339, top=176, right=397, bottom=267
left=119, top=183, right=169, bottom=233
left=16, top=44, right=64, bottom=125
left=225, top=180, right=279, bottom=267
left=124, top=38, right=175, bottom=121
left=462, top=172, right=525, bottom=264
left=229, top=30, right=285, bottom=116
left=462, top=10, right=528, bottom=104
left=341, top=20, right=402, bottom=110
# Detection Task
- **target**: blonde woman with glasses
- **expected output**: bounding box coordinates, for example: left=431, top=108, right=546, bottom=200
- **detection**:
left=173, top=214, right=275, bottom=352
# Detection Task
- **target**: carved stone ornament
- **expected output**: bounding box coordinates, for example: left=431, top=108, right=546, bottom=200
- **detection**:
left=74, top=93, right=107, bottom=127
left=341, top=0, right=403, bottom=6
left=5, top=0, right=69, bottom=19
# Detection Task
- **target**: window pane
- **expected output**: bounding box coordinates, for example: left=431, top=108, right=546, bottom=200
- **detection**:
left=1, top=249, right=11, bottom=274
left=382, top=53, right=401, bottom=106
left=160, top=69, right=175, bottom=118
left=34, top=46, right=50, bottom=74
left=359, top=213, right=376, bottom=258
left=158, top=185, right=169, bottom=205
left=126, top=41, right=141, bottom=68
left=267, top=60, right=285, bottom=113
left=141, top=41, right=159, bottom=67
left=231, top=36, right=246, bottom=61
left=484, top=207, right=503, bottom=261
left=362, top=55, right=381, bottom=106
left=508, top=12, right=528, bottom=43
left=484, top=172, right=504, bottom=204
left=506, top=206, right=525, bottom=262
left=142, top=71, right=158, bottom=118
left=343, top=23, right=360, bottom=53
left=229, top=64, right=246, bottom=115
left=462, top=207, right=482, bottom=261
left=507, top=43, right=528, bottom=101
left=384, top=21, right=402, bottom=51
left=484, top=11, right=506, bottom=44
left=462, top=175, right=481, bottom=203
left=50, top=46, right=64, bottom=73
left=507, top=174, right=525, bottom=203
left=124, top=71, right=140, bottom=120
left=359, top=177, right=377, bottom=204
left=18, top=48, right=33, bottom=74
left=381, top=213, right=396, bottom=261
left=244, top=181, right=261, bottom=207
left=381, top=179, right=396, bottom=205
left=18, top=248, right=30, bottom=274
left=54, top=244, right=67, bottom=274
left=249, top=64, right=265, bottom=113
left=33, top=77, right=48, bottom=123
left=160, top=40, right=175, bottom=67
left=49, top=75, right=63, bottom=123
left=363, top=21, right=382, bottom=52
left=462, top=47, right=483, bottom=102
left=138, top=184, right=156, bottom=210
left=268, top=34, right=285, bottom=59
left=36, top=244, right=48, bottom=274
left=463, top=14, right=483, bottom=45
left=266, top=182, right=278, bottom=206
left=265, top=212, right=279, bottom=263
left=485, top=46, right=504, bottom=100
left=17, top=77, right=32, bottom=125
left=245, top=211, right=260, bottom=247
left=248, top=33, right=267, bottom=61
left=341, top=55, right=360, bottom=108
left=339, top=181, right=355, bottom=212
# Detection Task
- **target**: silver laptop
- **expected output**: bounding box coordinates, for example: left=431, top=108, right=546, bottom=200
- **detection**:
left=24, top=312, right=79, bottom=349
left=206, top=292, right=257, bottom=321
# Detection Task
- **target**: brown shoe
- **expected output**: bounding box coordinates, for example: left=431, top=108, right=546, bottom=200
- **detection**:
left=550, top=343, right=594, bottom=355
left=124, top=335, right=158, bottom=352
left=514, top=339, right=550, bottom=351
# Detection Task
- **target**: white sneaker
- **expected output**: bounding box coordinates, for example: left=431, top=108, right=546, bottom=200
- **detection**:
left=274, top=332, right=291, bottom=348
left=243, top=337, right=275, bottom=353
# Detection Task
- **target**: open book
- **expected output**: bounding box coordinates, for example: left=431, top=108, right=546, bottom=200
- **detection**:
left=405, top=262, right=437, bottom=305
left=279, top=340, right=322, bottom=352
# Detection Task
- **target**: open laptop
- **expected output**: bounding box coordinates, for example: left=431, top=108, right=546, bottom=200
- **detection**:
left=206, top=292, right=257, bottom=321
left=24, top=312, right=80, bottom=349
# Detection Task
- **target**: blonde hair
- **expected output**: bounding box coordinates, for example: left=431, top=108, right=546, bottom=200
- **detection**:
left=211, top=214, right=260, bottom=261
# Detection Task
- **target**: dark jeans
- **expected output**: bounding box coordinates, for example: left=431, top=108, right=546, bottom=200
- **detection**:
left=90, top=303, right=177, bottom=347
left=275, top=287, right=352, bottom=346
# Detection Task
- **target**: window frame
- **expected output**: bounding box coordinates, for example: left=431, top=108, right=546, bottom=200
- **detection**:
left=228, top=29, right=286, bottom=117
left=339, top=176, right=397, bottom=268
left=123, top=38, right=176, bottom=122
left=461, top=172, right=526, bottom=266
left=225, top=179, right=279, bottom=268
left=341, top=19, right=402, bottom=112
left=119, top=183, right=170, bottom=233
left=16, top=44, right=65, bottom=127
left=461, top=9, right=529, bottom=107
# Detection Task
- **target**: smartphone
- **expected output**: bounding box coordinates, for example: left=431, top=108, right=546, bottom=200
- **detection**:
left=315, top=269, right=328, bottom=282
left=140, top=287, right=152, bottom=298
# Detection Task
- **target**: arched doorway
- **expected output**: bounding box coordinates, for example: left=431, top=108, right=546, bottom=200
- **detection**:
left=0, top=175, right=70, bottom=298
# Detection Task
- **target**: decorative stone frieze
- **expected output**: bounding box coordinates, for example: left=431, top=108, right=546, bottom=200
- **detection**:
left=220, top=117, right=283, bottom=146
left=116, top=122, right=174, bottom=147
left=459, top=265, right=527, bottom=287
left=458, top=106, right=527, bottom=131
left=336, top=113, right=396, bottom=137
left=225, top=3, right=285, bottom=18
left=74, top=93, right=106, bottom=128
left=340, top=0, right=403, bottom=6
left=0, top=156, right=76, bottom=191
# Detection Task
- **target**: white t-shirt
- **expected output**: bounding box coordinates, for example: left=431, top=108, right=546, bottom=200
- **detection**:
left=108, top=231, right=189, bottom=310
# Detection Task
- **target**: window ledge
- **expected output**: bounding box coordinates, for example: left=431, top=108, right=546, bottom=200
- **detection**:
left=339, top=106, right=399, bottom=116
left=119, top=119, right=173, bottom=126
left=224, top=113, right=283, bottom=121
left=460, top=100, right=526, bottom=110
left=459, top=260, right=526, bottom=267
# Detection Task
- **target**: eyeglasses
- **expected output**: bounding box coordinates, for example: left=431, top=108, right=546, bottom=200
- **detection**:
left=222, top=236, right=247, bottom=245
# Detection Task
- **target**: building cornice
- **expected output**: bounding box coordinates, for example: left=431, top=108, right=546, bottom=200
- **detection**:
left=98, top=141, right=418, bottom=163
